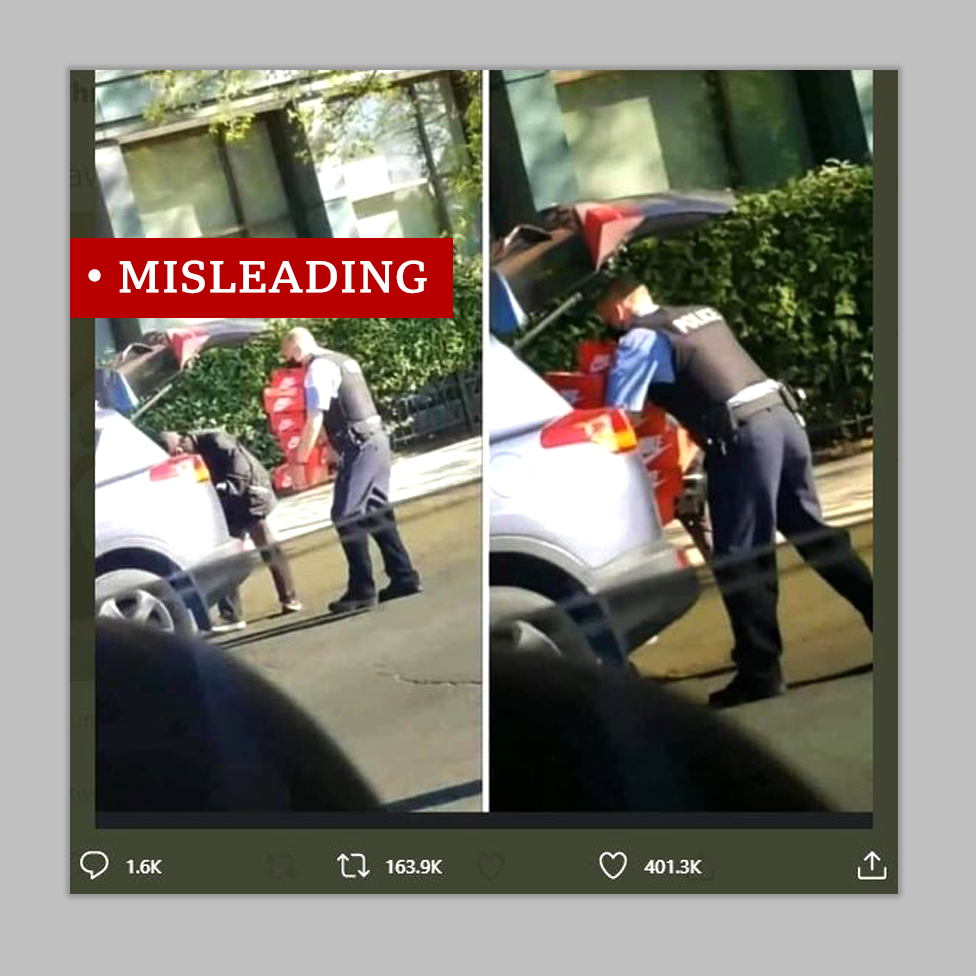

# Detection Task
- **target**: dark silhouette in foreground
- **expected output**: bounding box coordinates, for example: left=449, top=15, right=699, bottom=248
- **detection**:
left=96, top=619, right=377, bottom=812
left=96, top=619, right=827, bottom=814
left=490, top=649, right=829, bottom=812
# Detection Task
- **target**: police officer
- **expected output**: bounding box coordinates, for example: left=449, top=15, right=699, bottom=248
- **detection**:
left=160, top=428, right=302, bottom=632
left=281, top=327, right=422, bottom=615
left=598, top=276, right=873, bottom=708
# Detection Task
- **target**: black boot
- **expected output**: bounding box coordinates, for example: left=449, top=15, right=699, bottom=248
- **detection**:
left=332, top=524, right=376, bottom=616
left=378, top=579, right=423, bottom=603
left=371, top=511, right=420, bottom=600
left=708, top=673, right=787, bottom=709
left=328, top=591, right=378, bottom=615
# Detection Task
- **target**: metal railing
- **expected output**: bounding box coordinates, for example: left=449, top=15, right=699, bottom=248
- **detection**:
left=806, top=414, right=874, bottom=450
left=381, top=368, right=482, bottom=452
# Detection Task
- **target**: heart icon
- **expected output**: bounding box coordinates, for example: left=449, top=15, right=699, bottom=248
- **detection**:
left=477, top=853, right=505, bottom=880
left=599, top=851, right=627, bottom=880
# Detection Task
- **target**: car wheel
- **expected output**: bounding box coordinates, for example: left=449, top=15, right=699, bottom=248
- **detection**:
left=489, top=586, right=596, bottom=665
left=96, top=569, right=196, bottom=635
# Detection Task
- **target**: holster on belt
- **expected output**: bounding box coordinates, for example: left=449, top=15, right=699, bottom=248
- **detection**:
left=702, top=384, right=804, bottom=451
left=730, top=389, right=787, bottom=427
left=346, top=417, right=384, bottom=448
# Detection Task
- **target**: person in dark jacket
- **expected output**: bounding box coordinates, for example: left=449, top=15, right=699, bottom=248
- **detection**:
left=597, top=276, right=873, bottom=708
left=161, top=429, right=302, bottom=632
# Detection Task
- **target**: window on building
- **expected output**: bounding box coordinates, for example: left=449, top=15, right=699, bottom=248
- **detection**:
left=108, top=72, right=471, bottom=244
left=303, top=77, right=466, bottom=240
left=718, top=71, right=813, bottom=188
left=223, top=121, right=297, bottom=237
left=414, top=75, right=472, bottom=238
left=852, top=70, right=874, bottom=155
left=550, top=70, right=821, bottom=198
left=122, top=116, right=297, bottom=238
left=554, top=71, right=731, bottom=199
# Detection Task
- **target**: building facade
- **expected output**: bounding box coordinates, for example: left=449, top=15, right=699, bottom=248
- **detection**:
left=489, top=69, right=873, bottom=235
left=95, top=69, right=476, bottom=357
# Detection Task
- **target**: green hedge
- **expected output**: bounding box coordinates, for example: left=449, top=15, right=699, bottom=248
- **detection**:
left=140, top=252, right=481, bottom=468
left=520, top=163, right=874, bottom=431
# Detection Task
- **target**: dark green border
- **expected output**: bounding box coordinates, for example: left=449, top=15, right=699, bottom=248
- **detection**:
left=71, top=69, right=896, bottom=894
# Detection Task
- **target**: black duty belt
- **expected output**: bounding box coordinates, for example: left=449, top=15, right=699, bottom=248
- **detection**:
left=353, top=416, right=384, bottom=435
left=729, top=389, right=788, bottom=427
left=338, top=416, right=384, bottom=447
left=702, top=383, right=803, bottom=453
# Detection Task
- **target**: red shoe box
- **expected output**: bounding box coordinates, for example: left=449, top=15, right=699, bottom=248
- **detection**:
left=269, top=367, right=306, bottom=393
left=633, top=406, right=687, bottom=526
left=263, top=387, right=305, bottom=414
left=544, top=371, right=607, bottom=409
left=577, top=340, right=617, bottom=375
left=278, top=429, right=304, bottom=460
left=272, top=463, right=306, bottom=494
left=278, top=431, right=333, bottom=462
left=304, top=461, right=330, bottom=488
left=269, top=410, right=306, bottom=436
left=271, top=454, right=334, bottom=495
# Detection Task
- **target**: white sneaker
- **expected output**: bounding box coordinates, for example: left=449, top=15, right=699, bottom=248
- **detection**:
left=210, top=619, right=246, bottom=634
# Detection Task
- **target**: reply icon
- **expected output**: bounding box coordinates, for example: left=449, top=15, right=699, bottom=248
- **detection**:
left=80, top=851, right=109, bottom=881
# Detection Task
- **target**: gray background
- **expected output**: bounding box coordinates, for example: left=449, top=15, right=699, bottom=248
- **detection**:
left=8, top=0, right=972, bottom=969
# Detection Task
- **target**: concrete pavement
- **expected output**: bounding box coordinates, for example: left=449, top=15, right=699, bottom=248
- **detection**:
left=716, top=672, right=873, bottom=812
left=635, top=520, right=874, bottom=683
left=217, top=444, right=873, bottom=812
left=215, top=482, right=482, bottom=811
left=267, top=435, right=482, bottom=543
left=639, top=485, right=875, bottom=812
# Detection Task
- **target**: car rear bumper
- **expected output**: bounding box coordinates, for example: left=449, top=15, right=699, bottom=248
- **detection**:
left=588, top=542, right=699, bottom=653
left=188, top=538, right=255, bottom=608
left=490, top=535, right=699, bottom=658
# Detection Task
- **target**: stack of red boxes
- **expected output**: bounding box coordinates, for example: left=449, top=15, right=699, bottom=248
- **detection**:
left=544, top=339, right=699, bottom=526
left=264, top=367, right=337, bottom=496
left=543, top=339, right=614, bottom=408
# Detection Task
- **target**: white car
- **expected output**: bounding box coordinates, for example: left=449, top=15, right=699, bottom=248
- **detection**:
left=488, top=336, right=698, bottom=664
left=94, top=321, right=265, bottom=633
left=95, top=405, right=251, bottom=633
left=489, top=192, right=733, bottom=664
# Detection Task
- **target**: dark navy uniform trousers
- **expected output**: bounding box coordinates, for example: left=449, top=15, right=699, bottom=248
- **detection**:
left=330, top=430, right=418, bottom=597
left=705, top=403, right=873, bottom=684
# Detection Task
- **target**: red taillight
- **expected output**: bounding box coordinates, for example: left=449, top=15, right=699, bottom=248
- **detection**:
left=540, top=408, right=638, bottom=454
left=149, top=453, right=211, bottom=483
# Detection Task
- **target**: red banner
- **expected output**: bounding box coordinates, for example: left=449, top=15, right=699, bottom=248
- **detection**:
left=70, top=237, right=455, bottom=318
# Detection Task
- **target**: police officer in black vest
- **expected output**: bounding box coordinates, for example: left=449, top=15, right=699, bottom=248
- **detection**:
left=598, top=276, right=873, bottom=708
left=282, top=327, right=421, bottom=616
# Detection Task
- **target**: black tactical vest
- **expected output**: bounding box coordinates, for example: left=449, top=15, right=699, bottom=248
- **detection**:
left=310, top=351, right=380, bottom=445
left=631, top=305, right=768, bottom=439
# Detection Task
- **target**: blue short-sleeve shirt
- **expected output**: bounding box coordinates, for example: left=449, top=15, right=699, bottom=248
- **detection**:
left=605, top=327, right=676, bottom=412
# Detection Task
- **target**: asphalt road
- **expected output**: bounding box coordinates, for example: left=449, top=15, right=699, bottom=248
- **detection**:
left=212, top=482, right=482, bottom=812
left=633, top=519, right=875, bottom=811
left=210, top=495, right=872, bottom=813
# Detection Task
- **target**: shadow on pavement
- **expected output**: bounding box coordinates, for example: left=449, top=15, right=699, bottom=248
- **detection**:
left=657, top=661, right=873, bottom=689
left=211, top=608, right=373, bottom=650
left=384, top=779, right=483, bottom=812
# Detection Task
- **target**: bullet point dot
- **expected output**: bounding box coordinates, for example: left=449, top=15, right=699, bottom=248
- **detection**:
left=88, top=269, right=101, bottom=282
